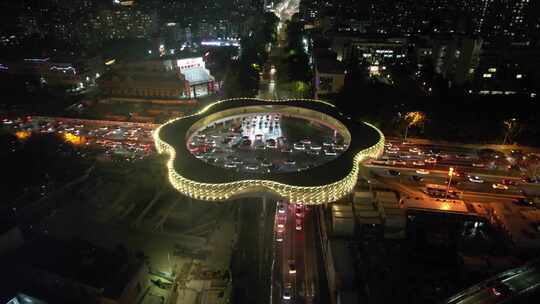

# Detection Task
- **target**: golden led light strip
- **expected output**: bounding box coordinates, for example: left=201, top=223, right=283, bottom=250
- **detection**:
left=154, top=98, right=384, bottom=204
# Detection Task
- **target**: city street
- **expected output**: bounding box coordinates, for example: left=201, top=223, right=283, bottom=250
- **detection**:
left=272, top=201, right=322, bottom=304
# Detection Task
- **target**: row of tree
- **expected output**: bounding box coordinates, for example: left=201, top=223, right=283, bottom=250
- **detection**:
left=222, top=13, right=279, bottom=98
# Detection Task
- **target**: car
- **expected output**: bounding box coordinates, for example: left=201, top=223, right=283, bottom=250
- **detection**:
left=388, top=170, right=401, bottom=176
left=386, top=149, right=399, bottom=154
left=293, top=143, right=306, bottom=150
left=512, top=198, right=535, bottom=207
left=409, top=147, right=420, bottom=153
left=472, top=163, right=485, bottom=167
left=245, top=164, right=259, bottom=170
left=323, top=141, right=333, bottom=147
left=468, top=175, right=484, bottom=183
left=282, top=286, right=292, bottom=300
left=261, top=159, right=272, bottom=167
left=295, top=205, right=303, bottom=217
left=266, top=139, right=277, bottom=149
left=416, top=169, right=430, bottom=175
left=300, top=139, right=312, bottom=145
left=276, top=232, right=284, bottom=242
left=425, top=157, right=437, bottom=164
left=412, top=161, right=425, bottom=166
left=288, top=260, right=296, bottom=274
left=284, top=159, right=296, bottom=165
left=324, top=149, right=337, bottom=156
left=492, top=183, right=509, bottom=190
left=224, top=162, right=237, bottom=168
left=521, top=176, right=539, bottom=184
left=307, top=149, right=319, bottom=156
left=333, top=144, right=346, bottom=151
left=277, top=221, right=285, bottom=231
left=296, top=219, right=302, bottom=230
left=501, top=179, right=517, bottom=186
left=231, top=157, right=244, bottom=165
left=489, top=283, right=513, bottom=297
left=310, top=144, right=322, bottom=150
left=277, top=202, right=286, bottom=214
left=411, top=175, right=424, bottom=182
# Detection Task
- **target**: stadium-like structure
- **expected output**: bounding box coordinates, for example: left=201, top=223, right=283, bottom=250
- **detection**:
left=154, top=98, right=384, bottom=204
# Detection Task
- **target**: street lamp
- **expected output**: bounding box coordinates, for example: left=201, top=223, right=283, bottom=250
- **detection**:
left=445, top=167, right=454, bottom=199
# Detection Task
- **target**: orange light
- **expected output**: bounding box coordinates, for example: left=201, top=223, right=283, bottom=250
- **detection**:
left=15, top=130, right=31, bottom=140
left=63, top=132, right=86, bottom=145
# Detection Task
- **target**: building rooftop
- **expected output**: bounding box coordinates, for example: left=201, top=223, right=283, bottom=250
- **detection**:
left=402, top=197, right=469, bottom=214
left=2, top=238, right=142, bottom=301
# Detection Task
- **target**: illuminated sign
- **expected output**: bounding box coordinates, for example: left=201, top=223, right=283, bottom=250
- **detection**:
left=177, top=57, right=205, bottom=71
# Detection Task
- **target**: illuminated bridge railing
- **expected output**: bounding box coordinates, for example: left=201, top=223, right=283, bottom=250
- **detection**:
left=153, top=98, right=385, bottom=205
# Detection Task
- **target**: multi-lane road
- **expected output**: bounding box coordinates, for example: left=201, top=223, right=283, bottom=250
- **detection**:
left=366, top=138, right=540, bottom=202
left=272, top=201, right=320, bottom=304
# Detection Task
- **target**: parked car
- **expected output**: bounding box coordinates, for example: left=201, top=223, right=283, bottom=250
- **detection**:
left=388, top=169, right=401, bottom=176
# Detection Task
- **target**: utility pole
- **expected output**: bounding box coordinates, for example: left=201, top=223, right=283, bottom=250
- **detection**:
left=445, top=167, right=454, bottom=199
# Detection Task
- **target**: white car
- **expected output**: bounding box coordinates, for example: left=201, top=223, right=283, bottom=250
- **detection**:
left=468, top=175, right=484, bottom=183
left=324, top=149, right=337, bottom=156
left=293, top=143, right=306, bottom=150
left=425, top=157, right=437, bottom=164
left=277, top=202, right=286, bottom=214
left=492, top=183, right=509, bottom=190
left=245, top=164, right=259, bottom=170
left=416, top=169, right=430, bottom=175
left=333, top=144, right=346, bottom=151
left=283, top=287, right=292, bottom=300
left=288, top=260, right=296, bottom=274
left=224, top=162, right=237, bottom=168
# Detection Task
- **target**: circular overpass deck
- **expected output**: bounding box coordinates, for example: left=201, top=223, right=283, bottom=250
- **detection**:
left=154, top=98, right=384, bottom=204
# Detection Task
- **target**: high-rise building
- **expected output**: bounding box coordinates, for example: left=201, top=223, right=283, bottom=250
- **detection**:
left=473, top=0, right=531, bottom=41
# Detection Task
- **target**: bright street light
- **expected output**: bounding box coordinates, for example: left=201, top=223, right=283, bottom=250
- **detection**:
left=445, top=167, right=454, bottom=199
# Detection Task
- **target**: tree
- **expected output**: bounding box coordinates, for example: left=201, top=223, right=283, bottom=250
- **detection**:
left=222, top=61, right=258, bottom=98
left=401, top=111, right=426, bottom=140
left=502, top=118, right=521, bottom=145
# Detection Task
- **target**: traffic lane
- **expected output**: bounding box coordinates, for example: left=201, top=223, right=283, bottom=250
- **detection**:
left=280, top=202, right=296, bottom=303
left=369, top=167, right=524, bottom=201
left=378, top=154, right=513, bottom=175
left=295, top=212, right=306, bottom=302
left=366, top=164, right=525, bottom=186
left=273, top=202, right=284, bottom=304
left=302, top=208, right=317, bottom=303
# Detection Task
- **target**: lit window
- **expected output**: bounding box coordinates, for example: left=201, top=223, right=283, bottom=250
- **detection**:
left=483, top=73, right=492, bottom=78
left=488, top=68, right=497, bottom=73
left=516, top=74, right=523, bottom=79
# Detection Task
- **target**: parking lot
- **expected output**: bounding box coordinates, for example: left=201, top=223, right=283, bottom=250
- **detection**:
left=187, top=113, right=348, bottom=174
